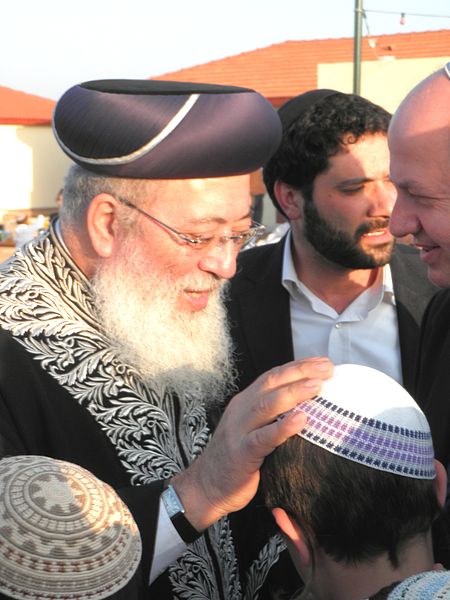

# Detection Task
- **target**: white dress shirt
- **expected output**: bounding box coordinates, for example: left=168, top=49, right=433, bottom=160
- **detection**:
left=149, top=501, right=186, bottom=583
left=281, top=232, right=403, bottom=384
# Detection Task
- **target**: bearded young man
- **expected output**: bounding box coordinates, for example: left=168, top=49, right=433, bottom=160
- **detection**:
left=0, top=80, right=335, bottom=600
left=227, top=89, right=437, bottom=395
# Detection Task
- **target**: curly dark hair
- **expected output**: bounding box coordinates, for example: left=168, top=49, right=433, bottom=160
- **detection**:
left=263, top=91, right=391, bottom=217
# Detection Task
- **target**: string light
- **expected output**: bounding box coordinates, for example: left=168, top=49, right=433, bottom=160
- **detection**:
left=361, top=7, right=449, bottom=43
left=364, top=8, right=450, bottom=20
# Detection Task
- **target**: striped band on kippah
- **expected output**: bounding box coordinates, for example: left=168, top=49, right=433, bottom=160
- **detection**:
left=296, top=396, right=435, bottom=479
left=289, top=364, right=436, bottom=480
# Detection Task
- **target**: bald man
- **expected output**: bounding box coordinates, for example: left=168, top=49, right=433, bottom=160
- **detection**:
left=389, top=63, right=450, bottom=566
left=389, top=64, right=450, bottom=462
left=389, top=63, right=450, bottom=289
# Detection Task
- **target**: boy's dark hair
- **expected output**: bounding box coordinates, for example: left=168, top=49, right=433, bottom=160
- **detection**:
left=261, top=435, right=440, bottom=568
left=263, top=92, right=391, bottom=217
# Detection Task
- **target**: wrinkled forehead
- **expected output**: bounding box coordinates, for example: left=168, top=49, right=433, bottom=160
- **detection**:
left=389, top=105, right=450, bottom=186
left=145, top=175, right=252, bottom=220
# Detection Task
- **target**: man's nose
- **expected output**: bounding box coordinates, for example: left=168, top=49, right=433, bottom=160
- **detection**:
left=367, top=181, right=397, bottom=217
left=197, top=240, right=239, bottom=280
left=389, top=190, right=421, bottom=238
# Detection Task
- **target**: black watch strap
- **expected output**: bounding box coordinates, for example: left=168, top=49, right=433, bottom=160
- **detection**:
left=161, top=481, right=202, bottom=544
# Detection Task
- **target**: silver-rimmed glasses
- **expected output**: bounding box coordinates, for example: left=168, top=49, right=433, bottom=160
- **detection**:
left=116, top=195, right=266, bottom=251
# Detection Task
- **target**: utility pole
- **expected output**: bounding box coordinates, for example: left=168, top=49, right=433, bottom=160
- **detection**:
left=353, top=0, right=363, bottom=94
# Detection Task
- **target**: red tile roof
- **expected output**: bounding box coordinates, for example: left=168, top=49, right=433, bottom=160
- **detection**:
left=0, top=86, right=55, bottom=125
left=153, top=29, right=450, bottom=106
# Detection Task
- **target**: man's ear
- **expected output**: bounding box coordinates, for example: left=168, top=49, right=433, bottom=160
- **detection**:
left=434, top=460, right=448, bottom=507
left=272, top=507, right=311, bottom=567
left=273, top=181, right=303, bottom=220
left=86, top=193, right=120, bottom=258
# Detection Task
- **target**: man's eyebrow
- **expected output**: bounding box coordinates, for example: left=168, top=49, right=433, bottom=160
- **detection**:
left=337, top=177, right=372, bottom=185
left=187, top=211, right=253, bottom=226
left=338, top=175, right=391, bottom=186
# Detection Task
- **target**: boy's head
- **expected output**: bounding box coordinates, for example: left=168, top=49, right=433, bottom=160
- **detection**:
left=262, top=364, right=445, bottom=592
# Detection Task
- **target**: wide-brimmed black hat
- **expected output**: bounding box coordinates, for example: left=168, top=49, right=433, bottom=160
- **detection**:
left=53, top=79, right=282, bottom=179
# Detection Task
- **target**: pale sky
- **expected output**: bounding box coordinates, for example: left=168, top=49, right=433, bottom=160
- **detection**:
left=3, top=0, right=449, bottom=100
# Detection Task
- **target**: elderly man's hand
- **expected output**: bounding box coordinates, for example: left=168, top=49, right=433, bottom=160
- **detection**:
left=171, top=356, right=333, bottom=532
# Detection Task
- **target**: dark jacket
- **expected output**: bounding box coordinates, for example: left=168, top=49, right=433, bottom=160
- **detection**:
left=415, top=288, right=450, bottom=466
left=227, top=237, right=437, bottom=395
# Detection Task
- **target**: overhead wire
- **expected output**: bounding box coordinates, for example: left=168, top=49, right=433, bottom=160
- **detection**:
left=363, top=9, right=450, bottom=20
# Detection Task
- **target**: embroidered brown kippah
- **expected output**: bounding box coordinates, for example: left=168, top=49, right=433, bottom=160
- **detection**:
left=0, top=455, right=142, bottom=599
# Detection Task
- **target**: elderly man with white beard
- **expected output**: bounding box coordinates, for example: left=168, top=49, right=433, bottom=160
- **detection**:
left=0, top=80, right=333, bottom=600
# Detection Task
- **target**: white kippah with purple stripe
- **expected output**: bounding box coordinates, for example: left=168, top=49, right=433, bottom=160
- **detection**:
left=293, top=364, right=435, bottom=480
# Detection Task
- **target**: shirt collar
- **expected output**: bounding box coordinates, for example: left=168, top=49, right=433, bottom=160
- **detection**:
left=281, top=229, right=395, bottom=301
left=281, top=229, right=298, bottom=288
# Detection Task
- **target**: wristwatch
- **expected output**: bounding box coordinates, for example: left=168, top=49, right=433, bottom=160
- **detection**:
left=161, top=482, right=202, bottom=544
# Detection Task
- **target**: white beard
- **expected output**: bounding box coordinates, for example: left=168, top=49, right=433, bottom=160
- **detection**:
left=91, top=238, right=236, bottom=406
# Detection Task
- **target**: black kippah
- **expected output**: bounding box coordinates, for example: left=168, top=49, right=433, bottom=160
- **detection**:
left=277, top=88, right=343, bottom=130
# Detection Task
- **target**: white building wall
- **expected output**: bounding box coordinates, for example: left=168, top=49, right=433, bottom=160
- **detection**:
left=0, top=124, right=71, bottom=212
left=318, top=56, right=448, bottom=113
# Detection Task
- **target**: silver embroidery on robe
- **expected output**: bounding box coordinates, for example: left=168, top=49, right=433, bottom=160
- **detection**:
left=0, top=225, right=285, bottom=599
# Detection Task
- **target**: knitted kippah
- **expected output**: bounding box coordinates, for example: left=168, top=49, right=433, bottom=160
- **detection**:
left=291, top=364, right=435, bottom=479
left=387, top=570, right=450, bottom=599
left=0, top=455, right=142, bottom=600
left=53, top=79, right=282, bottom=179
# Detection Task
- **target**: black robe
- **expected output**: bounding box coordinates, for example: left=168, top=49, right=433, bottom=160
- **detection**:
left=0, top=223, right=285, bottom=599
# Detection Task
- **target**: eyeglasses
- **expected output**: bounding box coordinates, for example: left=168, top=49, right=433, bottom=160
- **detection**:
left=116, top=195, right=266, bottom=251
